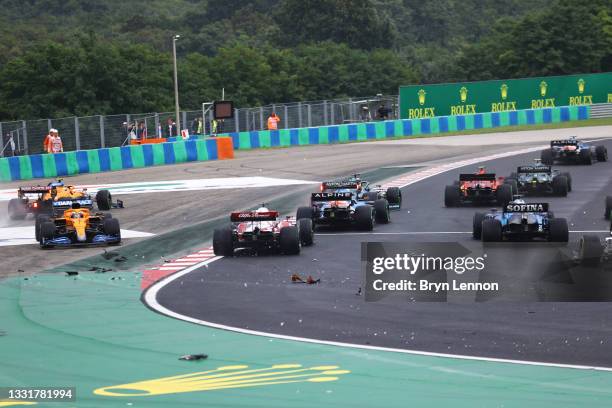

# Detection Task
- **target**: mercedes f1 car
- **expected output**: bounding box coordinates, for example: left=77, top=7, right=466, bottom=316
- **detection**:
left=297, top=182, right=390, bottom=230
left=445, top=168, right=513, bottom=207
left=8, top=179, right=121, bottom=220
left=38, top=205, right=121, bottom=248
left=473, top=200, right=568, bottom=242
left=541, top=137, right=608, bottom=165
left=505, top=160, right=572, bottom=196
left=322, top=174, right=402, bottom=209
left=213, top=207, right=314, bottom=256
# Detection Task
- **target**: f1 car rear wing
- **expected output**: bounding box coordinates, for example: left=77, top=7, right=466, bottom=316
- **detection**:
left=459, top=173, right=497, bottom=182
left=311, top=192, right=353, bottom=201
left=503, top=202, right=549, bottom=213
left=517, top=166, right=551, bottom=173
left=18, top=186, right=52, bottom=194
left=321, top=181, right=359, bottom=190
left=230, top=211, right=279, bottom=222
left=551, top=140, right=579, bottom=146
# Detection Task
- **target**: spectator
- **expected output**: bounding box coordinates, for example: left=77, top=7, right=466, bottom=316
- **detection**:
left=43, top=131, right=53, bottom=153
left=3, top=133, right=15, bottom=157
left=48, top=129, right=63, bottom=153
left=165, top=118, right=177, bottom=137
left=191, top=117, right=203, bottom=135
left=136, top=122, right=147, bottom=140
left=211, top=118, right=218, bottom=136
left=360, top=105, right=371, bottom=122
left=267, top=112, right=281, bottom=130
left=377, top=104, right=391, bottom=120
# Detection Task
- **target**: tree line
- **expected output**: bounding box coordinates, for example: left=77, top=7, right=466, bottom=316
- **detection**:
left=0, top=0, right=609, bottom=121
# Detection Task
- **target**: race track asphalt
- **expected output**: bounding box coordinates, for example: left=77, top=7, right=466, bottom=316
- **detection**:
left=155, top=137, right=612, bottom=368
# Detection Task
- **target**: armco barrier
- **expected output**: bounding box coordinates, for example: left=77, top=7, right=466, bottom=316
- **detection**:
left=221, top=105, right=590, bottom=150
left=0, top=137, right=234, bottom=182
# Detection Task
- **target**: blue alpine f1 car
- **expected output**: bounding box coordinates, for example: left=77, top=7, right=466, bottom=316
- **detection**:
left=541, top=136, right=607, bottom=165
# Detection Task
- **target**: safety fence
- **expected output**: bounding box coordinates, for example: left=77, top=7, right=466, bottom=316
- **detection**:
left=0, top=137, right=234, bottom=182
left=220, top=105, right=590, bottom=150
left=0, top=95, right=397, bottom=157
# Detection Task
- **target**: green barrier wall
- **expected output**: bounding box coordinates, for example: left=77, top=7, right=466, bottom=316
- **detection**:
left=222, top=105, right=590, bottom=151
left=0, top=138, right=233, bottom=182
left=399, top=72, right=611, bottom=119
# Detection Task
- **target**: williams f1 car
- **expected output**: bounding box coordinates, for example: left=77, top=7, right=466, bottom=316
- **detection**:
left=541, top=137, right=607, bottom=165
left=38, top=205, right=121, bottom=248
left=445, top=167, right=513, bottom=207
left=505, top=160, right=571, bottom=196
left=213, top=207, right=314, bottom=256
left=473, top=200, right=568, bottom=242
left=8, top=179, right=121, bottom=220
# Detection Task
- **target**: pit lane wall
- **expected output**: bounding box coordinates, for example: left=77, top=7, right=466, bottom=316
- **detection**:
left=221, top=105, right=589, bottom=150
left=0, top=137, right=234, bottom=182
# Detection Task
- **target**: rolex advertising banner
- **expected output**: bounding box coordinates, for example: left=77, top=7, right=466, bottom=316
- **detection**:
left=399, top=72, right=612, bottom=119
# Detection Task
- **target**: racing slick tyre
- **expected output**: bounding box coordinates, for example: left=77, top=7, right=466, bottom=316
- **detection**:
left=386, top=187, right=402, bottom=208
left=35, top=214, right=51, bottom=242
left=541, top=149, right=554, bottom=165
left=552, top=175, right=569, bottom=197
left=213, top=227, right=234, bottom=257
left=444, top=185, right=460, bottom=207
left=298, top=218, right=314, bottom=247
left=103, top=218, right=121, bottom=245
left=560, top=172, right=572, bottom=192
left=481, top=219, right=502, bottom=242
left=40, top=221, right=56, bottom=248
left=96, top=189, right=112, bottom=211
left=548, top=218, right=569, bottom=243
left=355, top=205, right=374, bottom=231
left=280, top=226, right=300, bottom=255
left=8, top=198, right=27, bottom=220
left=472, top=212, right=485, bottom=240
left=605, top=196, right=612, bottom=220
left=374, top=199, right=390, bottom=224
left=496, top=184, right=513, bottom=207
left=580, top=149, right=592, bottom=165
left=504, top=178, right=518, bottom=195
left=579, top=235, right=604, bottom=266
left=595, top=145, right=608, bottom=162
left=296, top=206, right=314, bottom=220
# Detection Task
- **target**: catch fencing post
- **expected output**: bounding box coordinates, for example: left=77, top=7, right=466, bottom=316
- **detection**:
left=0, top=122, right=3, bottom=157
left=298, top=102, right=303, bottom=128
left=22, top=120, right=28, bottom=155
left=323, top=100, right=328, bottom=125
left=74, top=117, right=80, bottom=150
left=307, top=104, right=312, bottom=127
left=182, top=111, right=187, bottom=132
left=155, top=113, right=160, bottom=137
left=47, top=119, right=52, bottom=132
left=234, top=108, right=239, bottom=132
left=284, top=105, right=288, bottom=129
left=100, top=115, right=105, bottom=148
left=330, top=103, right=335, bottom=125
left=259, top=107, right=264, bottom=131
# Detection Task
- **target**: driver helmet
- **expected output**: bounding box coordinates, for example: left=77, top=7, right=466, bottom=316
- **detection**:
left=477, top=166, right=486, bottom=174
left=255, top=206, right=269, bottom=213
left=534, top=158, right=542, bottom=165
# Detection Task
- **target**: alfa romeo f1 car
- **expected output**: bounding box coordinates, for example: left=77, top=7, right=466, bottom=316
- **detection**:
left=38, top=205, right=121, bottom=248
left=541, top=137, right=607, bottom=165
left=8, top=179, right=120, bottom=220
left=297, top=181, right=391, bottom=230
left=213, top=207, right=314, bottom=256
left=322, top=174, right=402, bottom=209
left=445, top=167, right=513, bottom=207
left=505, top=160, right=572, bottom=196
left=473, top=200, right=568, bottom=242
